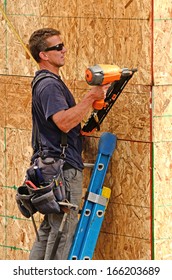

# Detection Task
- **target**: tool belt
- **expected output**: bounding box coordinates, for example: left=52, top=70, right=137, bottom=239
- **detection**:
left=16, top=157, right=69, bottom=217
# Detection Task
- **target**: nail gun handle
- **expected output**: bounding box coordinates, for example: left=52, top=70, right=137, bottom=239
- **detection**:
left=93, top=99, right=105, bottom=110
left=92, top=82, right=111, bottom=110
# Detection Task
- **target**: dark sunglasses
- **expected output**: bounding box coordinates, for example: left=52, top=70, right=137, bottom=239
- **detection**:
left=44, top=43, right=64, bottom=52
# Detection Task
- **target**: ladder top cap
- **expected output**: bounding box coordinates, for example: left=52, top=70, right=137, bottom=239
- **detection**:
left=98, top=132, right=117, bottom=155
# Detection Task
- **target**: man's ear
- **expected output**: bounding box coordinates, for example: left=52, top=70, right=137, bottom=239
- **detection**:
left=39, top=51, right=48, bottom=60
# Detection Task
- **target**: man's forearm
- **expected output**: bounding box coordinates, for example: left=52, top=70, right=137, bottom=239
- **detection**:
left=52, top=92, right=95, bottom=133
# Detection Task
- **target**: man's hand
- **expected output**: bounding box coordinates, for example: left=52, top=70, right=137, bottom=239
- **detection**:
left=51, top=84, right=111, bottom=133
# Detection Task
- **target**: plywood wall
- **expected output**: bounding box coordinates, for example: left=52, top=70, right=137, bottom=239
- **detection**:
left=0, top=0, right=171, bottom=260
left=152, top=1, right=172, bottom=260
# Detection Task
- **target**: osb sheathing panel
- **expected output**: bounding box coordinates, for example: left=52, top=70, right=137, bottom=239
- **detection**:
left=153, top=205, right=172, bottom=260
left=154, top=239, right=172, bottom=260
left=0, top=12, right=6, bottom=75
left=5, top=218, right=35, bottom=260
left=153, top=85, right=172, bottom=117
left=108, top=141, right=151, bottom=206
left=154, top=142, right=172, bottom=198
left=38, top=0, right=150, bottom=19
left=0, top=216, right=5, bottom=259
left=153, top=85, right=172, bottom=141
left=114, top=1, right=151, bottom=19
left=154, top=20, right=172, bottom=85
left=0, top=10, right=150, bottom=85
left=5, top=248, right=29, bottom=260
left=4, top=15, right=39, bottom=76
left=154, top=205, right=172, bottom=241
left=0, top=187, right=5, bottom=241
left=0, top=128, right=5, bottom=186
left=154, top=0, right=172, bottom=85
left=0, top=187, right=5, bottom=215
left=154, top=0, right=172, bottom=18
left=40, top=0, right=78, bottom=17
left=101, top=202, right=150, bottom=238
left=5, top=128, right=32, bottom=187
left=77, top=18, right=114, bottom=69
left=0, top=84, right=6, bottom=127
left=152, top=0, right=172, bottom=258
left=94, top=233, right=151, bottom=260
left=6, top=0, right=39, bottom=15
left=113, top=19, right=151, bottom=85
left=153, top=117, right=172, bottom=142
left=0, top=75, right=32, bottom=129
left=153, top=141, right=172, bottom=260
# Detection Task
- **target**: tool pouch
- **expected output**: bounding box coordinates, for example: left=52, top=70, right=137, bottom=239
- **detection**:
left=26, top=164, right=39, bottom=187
left=16, top=185, right=37, bottom=218
left=31, top=189, right=61, bottom=214
left=16, top=158, right=67, bottom=216
left=36, top=157, right=65, bottom=184
left=27, top=180, right=60, bottom=214
left=53, top=182, right=66, bottom=202
left=35, top=157, right=67, bottom=202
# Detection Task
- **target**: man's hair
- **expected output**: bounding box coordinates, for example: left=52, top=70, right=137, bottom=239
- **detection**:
left=29, top=28, right=61, bottom=62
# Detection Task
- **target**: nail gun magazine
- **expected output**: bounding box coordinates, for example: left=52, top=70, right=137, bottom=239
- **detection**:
left=81, top=64, right=137, bottom=136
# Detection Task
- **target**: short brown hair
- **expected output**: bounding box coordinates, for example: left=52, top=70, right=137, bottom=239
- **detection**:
left=29, top=28, right=61, bottom=62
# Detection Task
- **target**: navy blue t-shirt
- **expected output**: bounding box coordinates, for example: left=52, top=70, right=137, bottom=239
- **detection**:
left=31, top=69, right=84, bottom=171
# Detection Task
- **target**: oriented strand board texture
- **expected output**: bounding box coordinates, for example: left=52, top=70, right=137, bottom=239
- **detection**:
left=0, top=0, right=171, bottom=260
left=152, top=0, right=172, bottom=259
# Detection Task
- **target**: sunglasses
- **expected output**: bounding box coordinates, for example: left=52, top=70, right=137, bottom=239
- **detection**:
left=44, top=42, right=64, bottom=52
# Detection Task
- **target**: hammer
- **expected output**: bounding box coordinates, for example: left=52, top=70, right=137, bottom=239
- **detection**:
left=49, top=200, right=78, bottom=260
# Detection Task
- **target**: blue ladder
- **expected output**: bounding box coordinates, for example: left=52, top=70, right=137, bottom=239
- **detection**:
left=68, top=132, right=117, bottom=260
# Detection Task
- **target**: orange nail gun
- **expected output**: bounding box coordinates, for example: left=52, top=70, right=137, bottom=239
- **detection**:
left=81, top=64, right=137, bottom=135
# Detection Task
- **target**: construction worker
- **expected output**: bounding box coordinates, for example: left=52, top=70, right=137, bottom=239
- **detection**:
left=28, top=27, right=109, bottom=260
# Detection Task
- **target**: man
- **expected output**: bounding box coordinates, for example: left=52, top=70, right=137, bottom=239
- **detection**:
left=28, top=28, right=109, bottom=260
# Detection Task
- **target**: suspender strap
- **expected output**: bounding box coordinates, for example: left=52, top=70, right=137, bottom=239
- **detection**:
left=32, top=116, right=43, bottom=157
left=60, top=132, right=68, bottom=159
left=31, top=72, right=60, bottom=87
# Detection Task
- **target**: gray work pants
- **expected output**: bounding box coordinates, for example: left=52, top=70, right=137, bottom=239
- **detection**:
left=29, top=167, right=83, bottom=260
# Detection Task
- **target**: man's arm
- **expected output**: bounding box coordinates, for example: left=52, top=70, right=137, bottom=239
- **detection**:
left=52, top=85, right=108, bottom=133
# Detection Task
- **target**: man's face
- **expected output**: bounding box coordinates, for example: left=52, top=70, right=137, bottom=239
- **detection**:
left=43, top=35, right=67, bottom=68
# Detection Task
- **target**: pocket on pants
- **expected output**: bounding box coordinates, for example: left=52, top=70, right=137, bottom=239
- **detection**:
left=63, top=169, right=83, bottom=206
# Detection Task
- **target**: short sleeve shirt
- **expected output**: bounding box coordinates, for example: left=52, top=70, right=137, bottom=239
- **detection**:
left=31, top=69, right=84, bottom=171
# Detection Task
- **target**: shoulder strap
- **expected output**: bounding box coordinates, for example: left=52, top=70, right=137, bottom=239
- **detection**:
left=31, top=72, right=68, bottom=159
left=31, top=72, right=60, bottom=89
